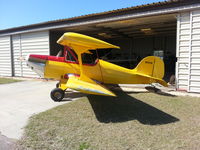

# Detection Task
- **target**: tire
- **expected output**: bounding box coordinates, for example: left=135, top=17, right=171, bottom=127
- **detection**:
left=50, top=88, right=65, bottom=102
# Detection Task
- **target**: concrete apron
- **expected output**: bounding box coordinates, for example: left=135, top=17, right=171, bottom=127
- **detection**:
left=0, top=80, right=70, bottom=140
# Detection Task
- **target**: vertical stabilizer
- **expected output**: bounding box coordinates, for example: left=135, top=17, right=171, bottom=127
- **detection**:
left=135, top=56, right=167, bottom=86
left=135, top=56, right=164, bottom=79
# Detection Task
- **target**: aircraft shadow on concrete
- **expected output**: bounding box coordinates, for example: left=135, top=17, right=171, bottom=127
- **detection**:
left=145, top=86, right=176, bottom=97
left=87, top=90, right=179, bottom=125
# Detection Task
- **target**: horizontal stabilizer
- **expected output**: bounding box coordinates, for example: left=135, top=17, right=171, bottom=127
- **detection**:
left=136, top=73, right=168, bottom=87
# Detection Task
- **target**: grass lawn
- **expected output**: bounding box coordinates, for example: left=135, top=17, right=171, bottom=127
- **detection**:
left=17, top=91, right=200, bottom=150
left=0, top=77, right=21, bottom=84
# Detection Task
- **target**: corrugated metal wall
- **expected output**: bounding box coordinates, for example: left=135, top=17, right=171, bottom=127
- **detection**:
left=13, top=35, right=22, bottom=76
left=176, top=10, right=200, bottom=93
left=13, top=31, right=49, bottom=77
left=0, top=36, right=12, bottom=76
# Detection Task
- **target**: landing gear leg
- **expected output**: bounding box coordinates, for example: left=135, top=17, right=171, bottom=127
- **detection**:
left=56, top=82, right=60, bottom=88
left=50, top=88, right=65, bottom=102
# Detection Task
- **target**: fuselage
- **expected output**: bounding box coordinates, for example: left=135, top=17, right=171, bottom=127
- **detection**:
left=27, top=54, right=151, bottom=85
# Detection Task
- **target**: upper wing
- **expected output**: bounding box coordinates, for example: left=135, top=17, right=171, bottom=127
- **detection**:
left=57, top=32, right=120, bottom=54
left=63, top=75, right=116, bottom=96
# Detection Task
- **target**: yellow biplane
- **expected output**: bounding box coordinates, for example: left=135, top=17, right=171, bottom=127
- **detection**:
left=27, top=32, right=167, bottom=101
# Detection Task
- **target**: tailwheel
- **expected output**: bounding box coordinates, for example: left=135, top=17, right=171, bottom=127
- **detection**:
left=150, top=85, right=159, bottom=93
left=50, top=88, right=65, bottom=102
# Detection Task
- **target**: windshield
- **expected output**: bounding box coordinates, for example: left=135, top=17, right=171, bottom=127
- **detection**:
left=66, top=48, right=78, bottom=62
left=82, top=50, right=97, bottom=65
left=65, top=47, right=98, bottom=65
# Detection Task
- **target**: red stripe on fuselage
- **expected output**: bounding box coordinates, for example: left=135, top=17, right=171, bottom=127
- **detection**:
left=29, top=54, right=48, bottom=60
left=29, top=54, right=99, bottom=66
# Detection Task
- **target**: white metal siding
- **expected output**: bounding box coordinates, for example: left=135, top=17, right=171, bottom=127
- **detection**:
left=176, top=10, right=200, bottom=93
left=13, top=35, right=22, bottom=76
left=13, top=31, right=49, bottom=77
left=0, top=36, right=11, bottom=76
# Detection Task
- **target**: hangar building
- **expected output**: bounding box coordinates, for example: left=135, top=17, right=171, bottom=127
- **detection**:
left=0, top=0, right=200, bottom=93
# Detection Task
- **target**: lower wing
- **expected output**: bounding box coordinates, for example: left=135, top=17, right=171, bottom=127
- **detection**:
left=64, top=75, right=116, bottom=96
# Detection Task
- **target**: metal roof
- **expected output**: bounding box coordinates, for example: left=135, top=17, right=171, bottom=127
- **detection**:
left=0, top=0, right=199, bottom=35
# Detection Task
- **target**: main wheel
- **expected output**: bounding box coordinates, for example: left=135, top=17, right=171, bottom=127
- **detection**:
left=50, top=88, right=65, bottom=102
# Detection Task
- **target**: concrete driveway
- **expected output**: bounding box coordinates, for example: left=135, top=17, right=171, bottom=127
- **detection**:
left=0, top=80, right=69, bottom=139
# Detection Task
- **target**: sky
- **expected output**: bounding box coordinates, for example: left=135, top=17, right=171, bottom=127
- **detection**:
left=0, top=0, right=166, bottom=30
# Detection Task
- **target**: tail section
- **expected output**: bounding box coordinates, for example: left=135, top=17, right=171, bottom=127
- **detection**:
left=135, top=56, right=167, bottom=87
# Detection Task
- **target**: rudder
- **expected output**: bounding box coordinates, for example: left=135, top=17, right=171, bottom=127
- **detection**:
left=135, top=56, right=165, bottom=79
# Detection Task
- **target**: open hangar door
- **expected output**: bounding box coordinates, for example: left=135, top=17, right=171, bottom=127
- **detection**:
left=49, top=13, right=177, bottom=82
left=49, top=31, right=64, bottom=56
